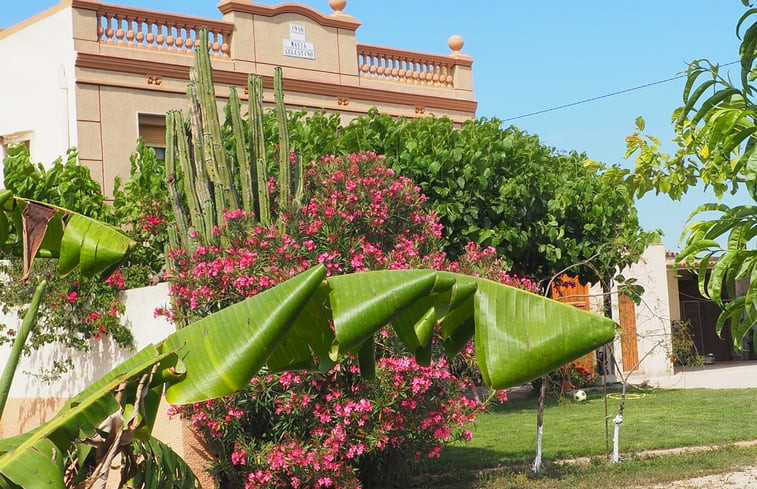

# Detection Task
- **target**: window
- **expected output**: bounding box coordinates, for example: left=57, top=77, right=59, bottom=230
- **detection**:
left=0, top=131, right=32, bottom=159
left=137, top=114, right=166, bottom=160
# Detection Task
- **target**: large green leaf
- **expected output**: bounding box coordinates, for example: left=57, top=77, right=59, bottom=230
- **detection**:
left=326, top=270, right=615, bottom=389
left=0, top=194, right=136, bottom=280
left=162, top=264, right=328, bottom=404
left=472, top=277, right=614, bottom=388
left=327, top=270, right=456, bottom=354
left=0, top=439, right=64, bottom=489
left=0, top=345, right=174, bottom=489
left=58, top=213, right=134, bottom=279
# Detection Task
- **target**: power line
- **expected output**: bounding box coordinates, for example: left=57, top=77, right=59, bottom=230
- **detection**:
left=503, top=61, right=740, bottom=122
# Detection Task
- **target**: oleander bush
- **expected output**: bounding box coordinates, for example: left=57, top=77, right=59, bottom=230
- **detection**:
left=167, top=152, right=532, bottom=488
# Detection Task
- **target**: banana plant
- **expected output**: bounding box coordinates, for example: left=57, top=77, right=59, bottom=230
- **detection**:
left=0, top=261, right=615, bottom=488
left=0, top=189, right=157, bottom=488
left=0, top=190, right=138, bottom=418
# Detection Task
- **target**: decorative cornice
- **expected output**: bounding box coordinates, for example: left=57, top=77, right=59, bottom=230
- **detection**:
left=216, top=0, right=361, bottom=31
left=75, top=52, right=477, bottom=114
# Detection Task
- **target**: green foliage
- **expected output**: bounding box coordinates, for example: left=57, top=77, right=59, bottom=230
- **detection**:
left=675, top=202, right=757, bottom=347
left=0, top=150, right=142, bottom=379
left=0, top=259, right=133, bottom=372
left=278, top=109, right=656, bottom=283
left=2, top=144, right=111, bottom=223
left=670, top=320, right=704, bottom=367
left=113, top=141, right=171, bottom=275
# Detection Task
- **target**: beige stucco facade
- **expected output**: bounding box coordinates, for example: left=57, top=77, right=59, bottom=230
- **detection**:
left=0, top=0, right=476, bottom=196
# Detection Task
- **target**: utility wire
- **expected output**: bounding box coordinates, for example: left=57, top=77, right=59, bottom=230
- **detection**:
left=503, top=61, right=740, bottom=122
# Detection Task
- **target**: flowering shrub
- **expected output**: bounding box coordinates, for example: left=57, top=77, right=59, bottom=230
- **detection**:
left=166, top=152, right=534, bottom=488
left=174, top=357, right=484, bottom=489
left=0, top=259, right=136, bottom=380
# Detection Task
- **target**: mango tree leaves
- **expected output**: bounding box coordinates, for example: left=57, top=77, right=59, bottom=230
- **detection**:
left=676, top=204, right=757, bottom=347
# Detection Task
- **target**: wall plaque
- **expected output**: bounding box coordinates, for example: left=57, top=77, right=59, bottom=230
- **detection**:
left=283, top=24, right=315, bottom=60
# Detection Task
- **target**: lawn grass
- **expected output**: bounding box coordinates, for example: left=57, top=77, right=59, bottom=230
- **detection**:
left=418, top=387, right=757, bottom=488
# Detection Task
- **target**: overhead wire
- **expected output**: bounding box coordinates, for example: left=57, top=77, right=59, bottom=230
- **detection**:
left=503, top=61, right=740, bottom=122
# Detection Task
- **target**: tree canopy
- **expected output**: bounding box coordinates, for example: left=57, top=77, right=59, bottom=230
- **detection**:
left=272, top=111, right=658, bottom=285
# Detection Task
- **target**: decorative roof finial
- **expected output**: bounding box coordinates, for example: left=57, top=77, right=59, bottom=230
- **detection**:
left=329, top=0, right=347, bottom=15
left=448, top=34, right=464, bottom=54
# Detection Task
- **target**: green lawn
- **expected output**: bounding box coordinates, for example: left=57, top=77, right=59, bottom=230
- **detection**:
left=417, top=387, right=757, bottom=488
left=421, top=445, right=757, bottom=489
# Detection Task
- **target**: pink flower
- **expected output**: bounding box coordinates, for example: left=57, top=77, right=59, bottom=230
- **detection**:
left=231, top=447, right=246, bottom=465
left=496, top=389, right=509, bottom=403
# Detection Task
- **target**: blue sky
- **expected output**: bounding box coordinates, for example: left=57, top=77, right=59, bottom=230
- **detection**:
left=2, top=1, right=752, bottom=250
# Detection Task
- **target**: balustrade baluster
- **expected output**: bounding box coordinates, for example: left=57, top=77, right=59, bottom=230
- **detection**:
left=211, top=31, right=220, bottom=55
left=125, top=16, right=134, bottom=44
left=105, top=14, right=114, bottom=42
left=135, top=18, right=144, bottom=46
left=220, top=31, right=230, bottom=56
left=165, top=22, right=175, bottom=50
left=115, top=15, right=125, bottom=43
left=145, top=20, right=155, bottom=48
left=376, top=53, right=385, bottom=77
left=176, top=24, right=185, bottom=51
left=185, top=27, right=195, bottom=50
left=156, top=22, right=165, bottom=49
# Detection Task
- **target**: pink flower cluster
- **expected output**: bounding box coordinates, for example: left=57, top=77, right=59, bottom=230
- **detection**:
left=175, top=356, right=482, bottom=489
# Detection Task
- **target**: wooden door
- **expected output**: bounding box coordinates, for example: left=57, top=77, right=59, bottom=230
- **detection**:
left=551, top=276, right=594, bottom=372
left=618, top=292, right=639, bottom=371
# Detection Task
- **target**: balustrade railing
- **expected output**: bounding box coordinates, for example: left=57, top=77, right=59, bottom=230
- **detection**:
left=356, top=44, right=456, bottom=88
left=83, top=2, right=233, bottom=57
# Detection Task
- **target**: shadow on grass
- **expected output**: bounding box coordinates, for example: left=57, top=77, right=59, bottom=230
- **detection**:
left=414, top=446, right=591, bottom=489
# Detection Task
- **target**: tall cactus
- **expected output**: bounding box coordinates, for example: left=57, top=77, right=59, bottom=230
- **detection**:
left=274, top=67, right=291, bottom=212
left=228, top=87, right=254, bottom=213
left=248, top=74, right=271, bottom=226
left=164, top=27, right=301, bottom=257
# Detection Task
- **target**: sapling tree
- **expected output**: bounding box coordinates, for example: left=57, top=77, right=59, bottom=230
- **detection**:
left=594, top=5, right=757, bottom=349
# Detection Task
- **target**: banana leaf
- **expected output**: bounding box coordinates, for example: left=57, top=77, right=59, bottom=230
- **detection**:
left=0, top=194, right=136, bottom=280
